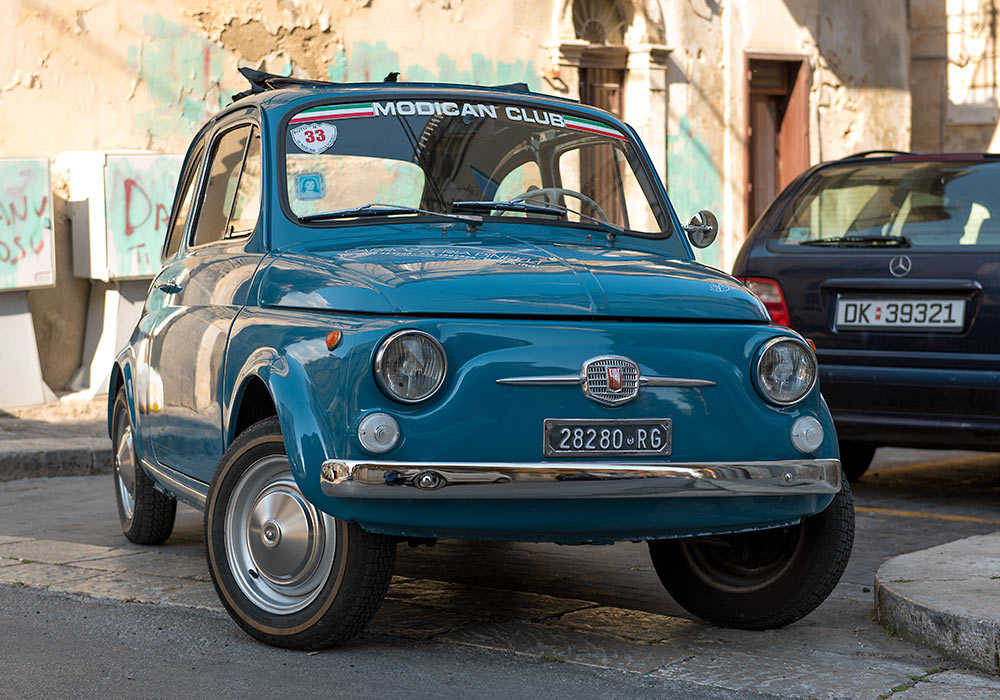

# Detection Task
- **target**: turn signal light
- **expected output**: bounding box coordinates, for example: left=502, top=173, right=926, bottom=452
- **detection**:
left=326, top=330, right=342, bottom=351
left=741, top=277, right=791, bottom=327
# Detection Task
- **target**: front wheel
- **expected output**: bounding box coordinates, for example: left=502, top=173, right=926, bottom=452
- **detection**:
left=205, top=417, right=396, bottom=650
left=648, top=479, right=854, bottom=629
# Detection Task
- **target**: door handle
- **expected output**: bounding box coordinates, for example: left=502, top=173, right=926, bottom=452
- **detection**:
left=156, top=282, right=183, bottom=294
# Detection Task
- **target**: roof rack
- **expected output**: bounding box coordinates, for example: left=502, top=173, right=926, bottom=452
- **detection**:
left=231, top=66, right=533, bottom=104
left=231, top=67, right=333, bottom=102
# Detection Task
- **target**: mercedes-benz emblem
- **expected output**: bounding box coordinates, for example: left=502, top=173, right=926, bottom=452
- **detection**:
left=888, top=255, right=912, bottom=278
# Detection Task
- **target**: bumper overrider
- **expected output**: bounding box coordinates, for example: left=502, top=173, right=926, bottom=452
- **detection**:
left=320, top=458, right=841, bottom=499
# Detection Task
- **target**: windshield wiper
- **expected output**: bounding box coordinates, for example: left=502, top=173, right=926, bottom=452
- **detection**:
left=452, top=200, right=565, bottom=216
left=464, top=197, right=669, bottom=240
left=798, top=235, right=911, bottom=248
left=514, top=197, right=670, bottom=241
left=299, top=203, right=481, bottom=226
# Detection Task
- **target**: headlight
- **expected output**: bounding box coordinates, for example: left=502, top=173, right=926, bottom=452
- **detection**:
left=374, top=330, right=447, bottom=403
left=754, top=337, right=817, bottom=406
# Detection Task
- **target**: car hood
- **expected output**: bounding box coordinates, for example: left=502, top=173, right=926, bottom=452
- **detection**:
left=259, top=234, right=767, bottom=320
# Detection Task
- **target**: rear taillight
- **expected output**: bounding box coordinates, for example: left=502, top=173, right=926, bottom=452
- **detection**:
left=741, top=277, right=791, bottom=326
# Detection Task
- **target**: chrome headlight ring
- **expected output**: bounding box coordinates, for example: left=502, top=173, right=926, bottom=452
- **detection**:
left=753, top=336, right=818, bottom=407
left=374, top=329, right=447, bottom=403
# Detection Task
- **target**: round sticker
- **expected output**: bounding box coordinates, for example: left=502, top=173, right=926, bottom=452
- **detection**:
left=290, top=122, right=338, bottom=154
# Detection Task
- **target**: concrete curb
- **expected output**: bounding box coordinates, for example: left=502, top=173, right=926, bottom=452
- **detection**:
left=0, top=439, right=112, bottom=482
left=874, top=532, right=1000, bottom=675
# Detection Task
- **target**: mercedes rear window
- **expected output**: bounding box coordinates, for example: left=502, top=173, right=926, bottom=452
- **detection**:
left=769, top=160, right=1000, bottom=251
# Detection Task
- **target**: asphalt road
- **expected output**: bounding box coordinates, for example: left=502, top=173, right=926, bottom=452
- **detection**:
left=0, top=585, right=786, bottom=700
left=2, top=447, right=999, bottom=699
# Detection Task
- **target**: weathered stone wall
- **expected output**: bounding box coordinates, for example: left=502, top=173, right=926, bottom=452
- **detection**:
left=909, top=0, right=1000, bottom=153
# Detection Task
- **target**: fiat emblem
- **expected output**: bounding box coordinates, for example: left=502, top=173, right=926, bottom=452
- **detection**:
left=888, top=255, right=912, bottom=278
left=582, top=356, right=639, bottom=406
left=607, top=367, right=622, bottom=392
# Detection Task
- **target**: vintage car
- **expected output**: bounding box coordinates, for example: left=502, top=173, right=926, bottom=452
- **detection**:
left=735, top=152, right=1000, bottom=480
left=109, top=68, right=852, bottom=650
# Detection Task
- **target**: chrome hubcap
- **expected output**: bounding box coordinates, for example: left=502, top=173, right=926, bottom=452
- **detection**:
left=226, top=456, right=336, bottom=615
left=115, top=423, right=136, bottom=522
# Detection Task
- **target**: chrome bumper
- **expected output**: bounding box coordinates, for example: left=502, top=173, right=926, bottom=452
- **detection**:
left=320, top=458, right=842, bottom=500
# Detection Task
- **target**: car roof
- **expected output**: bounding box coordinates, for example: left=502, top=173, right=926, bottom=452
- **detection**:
left=212, top=67, right=632, bottom=134
left=828, top=151, right=1000, bottom=166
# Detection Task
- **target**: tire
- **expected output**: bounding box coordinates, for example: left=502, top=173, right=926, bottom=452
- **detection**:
left=839, top=442, right=877, bottom=482
left=112, top=387, right=176, bottom=545
left=205, top=417, right=396, bottom=650
left=648, top=478, right=855, bottom=629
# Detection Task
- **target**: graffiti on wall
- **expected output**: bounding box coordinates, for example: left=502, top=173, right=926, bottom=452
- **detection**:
left=0, top=159, right=55, bottom=291
left=104, top=155, right=183, bottom=279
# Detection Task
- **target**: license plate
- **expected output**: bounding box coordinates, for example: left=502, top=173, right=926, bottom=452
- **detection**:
left=835, top=297, right=966, bottom=331
left=543, top=419, right=672, bottom=457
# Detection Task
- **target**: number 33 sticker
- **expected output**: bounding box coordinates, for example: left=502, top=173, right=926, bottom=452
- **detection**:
left=290, top=122, right=338, bottom=154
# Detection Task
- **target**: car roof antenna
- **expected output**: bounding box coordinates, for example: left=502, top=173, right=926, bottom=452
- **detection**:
left=384, top=71, right=400, bottom=83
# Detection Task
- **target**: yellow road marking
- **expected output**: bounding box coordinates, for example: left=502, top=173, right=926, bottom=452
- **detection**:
left=869, top=453, right=1000, bottom=474
left=855, top=506, right=1000, bottom=526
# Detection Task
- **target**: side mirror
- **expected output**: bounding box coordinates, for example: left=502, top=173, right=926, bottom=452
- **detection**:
left=683, top=210, right=719, bottom=248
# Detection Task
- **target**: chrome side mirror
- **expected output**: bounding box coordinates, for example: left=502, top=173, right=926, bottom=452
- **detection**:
left=683, top=210, right=719, bottom=248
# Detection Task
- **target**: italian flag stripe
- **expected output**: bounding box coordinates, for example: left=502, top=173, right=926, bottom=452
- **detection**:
left=563, top=116, right=626, bottom=140
left=289, top=103, right=375, bottom=123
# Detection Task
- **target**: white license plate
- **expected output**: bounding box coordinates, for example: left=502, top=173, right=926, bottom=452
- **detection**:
left=836, top=297, right=966, bottom=330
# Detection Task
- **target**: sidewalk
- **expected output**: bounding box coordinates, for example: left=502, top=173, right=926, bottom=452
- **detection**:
left=1, top=396, right=999, bottom=687
left=0, top=397, right=111, bottom=481
left=875, top=533, right=1000, bottom=675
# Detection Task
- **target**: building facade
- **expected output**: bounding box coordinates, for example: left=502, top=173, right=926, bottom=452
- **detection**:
left=0, top=0, right=957, bottom=394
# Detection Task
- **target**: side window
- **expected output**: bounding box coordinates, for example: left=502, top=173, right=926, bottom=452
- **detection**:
left=227, top=129, right=261, bottom=236
left=163, top=142, right=205, bottom=259
left=193, top=125, right=252, bottom=247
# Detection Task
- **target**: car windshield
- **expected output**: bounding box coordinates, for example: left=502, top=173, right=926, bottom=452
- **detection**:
left=768, top=159, right=1000, bottom=251
left=283, top=97, right=668, bottom=237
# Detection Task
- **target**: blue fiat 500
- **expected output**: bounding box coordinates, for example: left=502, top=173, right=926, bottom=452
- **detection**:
left=110, top=69, right=852, bottom=649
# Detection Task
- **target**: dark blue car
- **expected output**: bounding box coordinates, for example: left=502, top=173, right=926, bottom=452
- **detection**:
left=735, top=153, right=1000, bottom=480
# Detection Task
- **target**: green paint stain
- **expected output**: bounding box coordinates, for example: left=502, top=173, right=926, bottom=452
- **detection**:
left=668, top=116, right=723, bottom=268
left=324, top=42, right=539, bottom=90
left=129, top=15, right=229, bottom=139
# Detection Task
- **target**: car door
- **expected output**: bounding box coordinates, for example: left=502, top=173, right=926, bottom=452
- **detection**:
left=145, top=111, right=265, bottom=483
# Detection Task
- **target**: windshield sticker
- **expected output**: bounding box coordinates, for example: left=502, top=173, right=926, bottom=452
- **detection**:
left=561, top=115, right=627, bottom=140
left=289, top=103, right=376, bottom=123
left=290, top=100, right=627, bottom=141
left=294, top=172, right=326, bottom=200
left=290, top=123, right=338, bottom=154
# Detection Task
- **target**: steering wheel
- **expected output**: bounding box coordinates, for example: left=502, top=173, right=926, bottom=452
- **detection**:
left=513, top=187, right=609, bottom=223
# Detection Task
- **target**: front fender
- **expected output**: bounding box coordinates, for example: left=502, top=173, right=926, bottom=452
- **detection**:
left=225, top=307, right=387, bottom=507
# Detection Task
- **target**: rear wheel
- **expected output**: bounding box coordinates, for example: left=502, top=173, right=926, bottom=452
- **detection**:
left=112, top=388, right=176, bottom=544
left=205, top=417, right=396, bottom=650
left=839, top=441, right=877, bottom=481
left=648, top=479, right=854, bottom=629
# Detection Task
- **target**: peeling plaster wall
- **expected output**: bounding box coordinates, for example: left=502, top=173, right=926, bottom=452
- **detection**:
left=2, top=0, right=553, bottom=390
